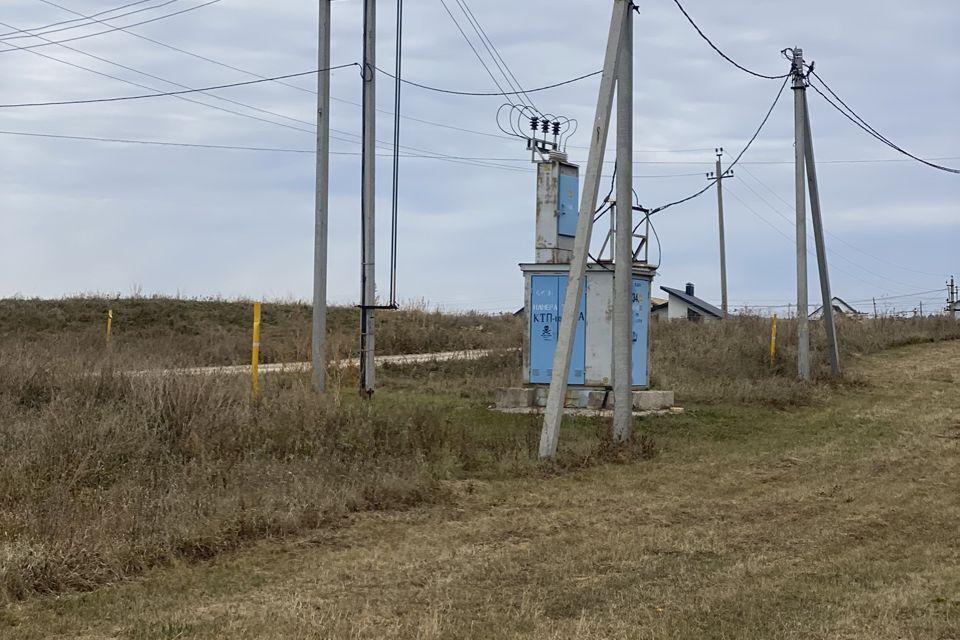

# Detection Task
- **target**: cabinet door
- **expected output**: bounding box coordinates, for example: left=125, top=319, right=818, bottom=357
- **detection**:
left=557, top=173, right=579, bottom=238
left=529, top=275, right=586, bottom=385
left=631, top=278, right=651, bottom=387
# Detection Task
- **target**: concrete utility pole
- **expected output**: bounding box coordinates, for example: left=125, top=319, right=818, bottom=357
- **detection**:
left=949, top=276, right=958, bottom=319
left=802, top=91, right=841, bottom=376
left=540, top=0, right=630, bottom=460
left=792, top=48, right=811, bottom=382
left=612, top=10, right=634, bottom=444
left=311, top=0, right=332, bottom=392
left=709, top=148, right=732, bottom=317
left=359, top=0, right=377, bottom=396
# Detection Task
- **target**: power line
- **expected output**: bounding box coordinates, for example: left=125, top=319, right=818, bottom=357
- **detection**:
left=0, top=17, right=330, bottom=135
left=0, top=0, right=155, bottom=38
left=0, top=65, right=359, bottom=108
left=28, top=0, right=533, bottom=146
left=734, top=163, right=944, bottom=279
left=374, top=66, right=602, bottom=97
left=435, top=0, right=519, bottom=108
left=0, top=1, right=223, bottom=53
left=648, top=75, right=789, bottom=217
left=0, top=128, right=535, bottom=172
left=0, top=0, right=180, bottom=41
left=8, top=3, right=756, bottom=156
left=809, top=71, right=960, bottom=175
left=452, top=0, right=541, bottom=114
left=666, top=0, right=790, bottom=81
left=0, top=128, right=721, bottom=180
left=723, top=184, right=923, bottom=296
left=729, top=165, right=931, bottom=291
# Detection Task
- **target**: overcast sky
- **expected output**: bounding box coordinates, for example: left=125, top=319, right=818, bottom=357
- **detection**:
left=1, top=0, right=957, bottom=314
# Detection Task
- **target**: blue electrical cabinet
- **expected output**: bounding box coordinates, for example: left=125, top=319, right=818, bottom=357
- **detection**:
left=529, top=274, right=586, bottom=384
left=557, top=173, right=579, bottom=238
left=631, top=278, right=651, bottom=387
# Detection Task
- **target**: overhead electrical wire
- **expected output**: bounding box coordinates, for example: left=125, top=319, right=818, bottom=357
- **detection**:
left=28, top=0, right=537, bottom=146
left=728, top=165, right=931, bottom=291
left=0, top=0, right=155, bottom=37
left=0, top=26, right=514, bottom=175
left=0, top=1, right=223, bottom=53
left=666, top=0, right=790, bottom=80
left=17, top=1, right=726, bottom=156
left=0, top=18, right=330, bottom=134
left=374, top=66, right=602, bottom=97
left=722, top=184, right=924, bottom=296
left=0, top=0, right=181, bottom=42
left=645, top=75, right=789, bottom=218
left=0, top=65, right=359, bottom=108
left=435, top=0, right=534, bottom=118
left=451, top=0, right=542, bottom=115
left=808, top=71, right=960, bottom=175
left=734, top=163, right=944, bottom=279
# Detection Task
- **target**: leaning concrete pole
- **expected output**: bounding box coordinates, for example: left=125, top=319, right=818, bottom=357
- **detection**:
left=792, top=48, right=810, bottom=382
left=311, top=0, right=332, bottom=392
left=540, top=0, right=629, bottom=460
left=802, top=90, right=841, bottom=376
left=612, top=11, right=634, bottom=444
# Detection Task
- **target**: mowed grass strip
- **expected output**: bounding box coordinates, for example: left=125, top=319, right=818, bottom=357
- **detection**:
left=5, top=341, right=959, bottom=639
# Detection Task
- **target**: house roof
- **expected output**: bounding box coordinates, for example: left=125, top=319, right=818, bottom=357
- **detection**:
left=660, top=286, right=724, bottom=319
left=810, top=296, right=865, bottom=318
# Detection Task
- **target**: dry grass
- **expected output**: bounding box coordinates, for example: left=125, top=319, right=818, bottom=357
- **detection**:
left=0, top=296, right=523, bottom=368
left=5, top=340, right=959, bottom=639
left=651, top=314, right=960, bottom=404
left=0, top=348, right=621, bottom=603
left=1, top=296, right=958, bottom=620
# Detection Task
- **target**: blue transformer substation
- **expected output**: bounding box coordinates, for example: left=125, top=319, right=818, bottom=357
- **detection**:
left=515, top=152, right=657, bottom=405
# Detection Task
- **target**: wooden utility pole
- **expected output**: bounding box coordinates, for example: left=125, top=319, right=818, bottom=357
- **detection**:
left=540, top=0, right=631, bottom=460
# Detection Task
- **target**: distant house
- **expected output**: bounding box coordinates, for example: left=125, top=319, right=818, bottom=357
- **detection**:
left=652, top=283, right=723, bottom=322
left=809, top=297, right=866, bottom=319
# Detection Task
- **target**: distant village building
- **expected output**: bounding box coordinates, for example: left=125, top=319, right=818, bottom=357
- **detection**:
left=809, top=297, right=866, bottom=320
left=652, top=283, right=723, bottom=322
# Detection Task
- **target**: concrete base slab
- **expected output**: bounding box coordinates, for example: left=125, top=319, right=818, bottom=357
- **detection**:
left=494, top=387, right=675, bottom=411
left=492, top=406, right=685, bottom=418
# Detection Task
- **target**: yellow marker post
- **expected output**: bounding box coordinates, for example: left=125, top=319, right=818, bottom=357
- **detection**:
left=106, top=309, right=113, bottom=348
left=251, top=302, right=262, bottom=401
left=769, top=314, right=778, bottom=369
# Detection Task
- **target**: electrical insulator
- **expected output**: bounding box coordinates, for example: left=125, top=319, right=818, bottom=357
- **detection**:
left=530, top=117, right=539, bottom=133
left=552, top=121, right=561, bottom=136
left=541, top=119, right=550, bottom=134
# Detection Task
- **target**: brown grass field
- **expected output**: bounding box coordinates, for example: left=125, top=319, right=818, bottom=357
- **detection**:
left=1, top=297, right=958, bottom=638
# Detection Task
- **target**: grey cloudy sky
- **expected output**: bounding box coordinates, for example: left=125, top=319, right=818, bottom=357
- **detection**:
left=1, top=0, right=957, bottom=314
